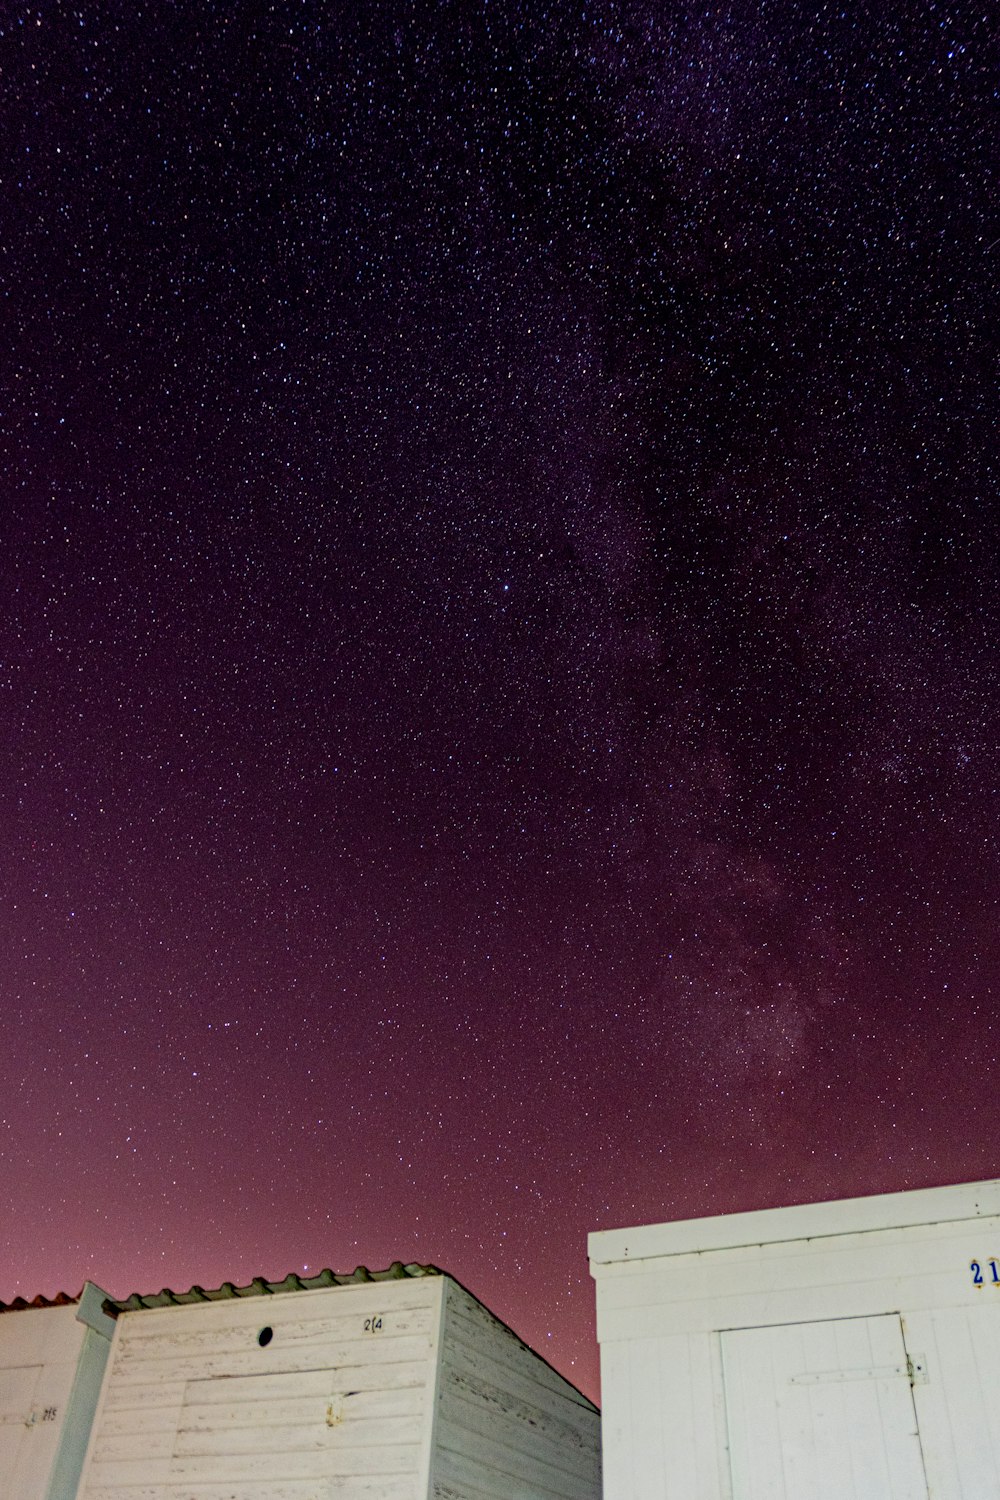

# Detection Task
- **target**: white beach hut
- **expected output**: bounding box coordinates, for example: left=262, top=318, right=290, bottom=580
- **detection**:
left=77, top=1260, right=601, bottom=1499
left=590, top=1177, right=1000, bottom=1500
left=0, top=1281, right=115, bottom=1500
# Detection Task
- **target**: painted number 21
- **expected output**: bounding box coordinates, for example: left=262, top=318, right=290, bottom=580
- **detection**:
left=970, top=1259, right=999, bottom=1286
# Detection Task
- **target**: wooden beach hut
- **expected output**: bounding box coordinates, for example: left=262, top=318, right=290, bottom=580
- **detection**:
left=0, top=1281, right=115, bottom=1500
left=590, top=1178, right=1000, bottom=1500
left=77, top=1260, right=601, bottom=1499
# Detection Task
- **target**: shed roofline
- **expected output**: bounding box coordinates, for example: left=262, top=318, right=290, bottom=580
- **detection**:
left=589, top=1177, right=1000, bottom=1266
left=102, top=1261, right=441, bottom=1316
left=0, top=1279, right=113, bottom=1322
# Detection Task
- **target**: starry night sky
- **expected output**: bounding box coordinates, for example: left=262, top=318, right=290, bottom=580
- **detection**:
left=2, top=1, right=999, bottom=1398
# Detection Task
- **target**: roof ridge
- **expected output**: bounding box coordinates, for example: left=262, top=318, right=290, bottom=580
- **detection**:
left=101, top=1261, right=442, bottom=1315
left=0, top=1290, right=79, bottom=1314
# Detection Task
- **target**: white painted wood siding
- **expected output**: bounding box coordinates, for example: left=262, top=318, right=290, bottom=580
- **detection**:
left=598, top=1333, right=725, bottom=1500
left=905, top=1303, right=1000, bottom=1499
left=593, top=1212, right=1000, bottom=1343
left=430, top=1280, right=601, bottom=1500
left=722, top=1315, right=927, bottom=1500
left=0, top=1347, right=47, bottom=1495
left=77, top=1277, right=444, bottom=1500
left=591, top=1179, right=1000, bottom=1266
left=0, top=1289, right=113, bottom=1500
left=591, top=1181, right=1000, bottom=1500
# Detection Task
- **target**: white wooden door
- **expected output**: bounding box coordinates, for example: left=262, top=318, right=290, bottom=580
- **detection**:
left=0, top=1364, right=42, bottom=1493
left=722, top=1314, right=928, bottom=1500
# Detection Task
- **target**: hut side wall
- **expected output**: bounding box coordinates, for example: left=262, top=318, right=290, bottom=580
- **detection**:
left=0, top=1289, right=113, bottom=1500
left=430, top=1280, right=601, bottom=1500
left=77, top=1277, right=444, bottom=1500
left=596, top=1330, right=725, bottom=1500
left=592, top=1192, right=1000, bottom=1500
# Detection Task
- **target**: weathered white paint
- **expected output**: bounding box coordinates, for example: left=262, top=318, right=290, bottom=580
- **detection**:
left=722, top=1315, right=928, bottom=1499
left=0, top=1283, right=114, bottom=1500
left=904, top=1304, right=1000, bottom=1496
left=589, top=1178, right=1000, bottom=1500
left=431, top=1279, right=601, bottom=1499
left=78, top=1276, right=442, bottom=1500
left=77, top=1274, right=601, bottom=1500
left=591, top=1178, right=1000, bottom=1267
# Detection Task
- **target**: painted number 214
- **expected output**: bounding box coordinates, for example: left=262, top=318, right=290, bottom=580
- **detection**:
left=363, top=1316, right=383, bottom=1333
left=970, top=1259, right=999, bottom=1286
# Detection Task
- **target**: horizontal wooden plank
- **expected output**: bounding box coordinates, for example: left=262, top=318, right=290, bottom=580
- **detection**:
left=109, top=1332, right=435, bottom=1384
left=87, top=1457, right=170, bottom=1486
left=436, top=1407, right=598, bottom=1490
left=441, top=1368, right=596, bottom=1456
left=103, top=1379, right=187, bottom=1414
left=101, top=1358, right=430, bottom=1422
left=437, top=1388, right=597, bottom=1480
left=99, top=1380, right=426, bottom=1439
left=87, top=1439, right=422, bottom=1485
left=442, top=1328, right=596, bottom=1431
left=434, top=1443, right=595, bottom=1500
left=0, top=1305, right=86, bottom=1364
left=594, top=1220, right=976, bottom=1308
left=115, top=1308, right=434, bottom=1368
left=433, top=1284, right=599, bottom=1499
left=433, top=1479, right=521, bottom=1500
left=99, top=1404, right=181, bottom=1437
left=190, top=1365, right=429, bottom=1402
left=115, top=1282, right=439, bottom=1344
left=180, top=1414, right=424, bottom=1457
left=93, top=1413, right=425, bottom=1463
left=84, top=1478, right=418, bottom=1500
left=433, top=1483, right=501, bottom=1500
left=181, top=1383, right=424, bottom=1428
left=589, top=1181, right=1000, bottom=1262
left=444, top=1289, right=594, bottom=1411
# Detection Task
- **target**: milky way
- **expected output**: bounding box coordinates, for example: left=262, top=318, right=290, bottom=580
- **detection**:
left=2, top=2, right=998, bottom=1397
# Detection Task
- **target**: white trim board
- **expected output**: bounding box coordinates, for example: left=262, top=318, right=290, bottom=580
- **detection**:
left=589, top=1178, right=1000, bottom=1265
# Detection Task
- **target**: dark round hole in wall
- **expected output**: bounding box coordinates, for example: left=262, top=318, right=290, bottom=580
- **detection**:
left=258, top=1326, right=274, bottom=1347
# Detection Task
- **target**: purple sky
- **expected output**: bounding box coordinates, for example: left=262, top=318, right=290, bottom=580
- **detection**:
left=2, top=2, right=999, bottom=1399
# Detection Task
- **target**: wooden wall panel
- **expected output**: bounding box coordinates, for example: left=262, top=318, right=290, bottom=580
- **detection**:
left=77, top=1279, right=442, bottom=1500
left=431, top=1281, right=600, bottom=1500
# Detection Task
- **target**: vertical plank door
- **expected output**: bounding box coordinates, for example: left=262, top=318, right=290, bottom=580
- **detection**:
left=721, top=1314, right=928, bottom=1500
left=0, top=1368, right=42, bottom=1494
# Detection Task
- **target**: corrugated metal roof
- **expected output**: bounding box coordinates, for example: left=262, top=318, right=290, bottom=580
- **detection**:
left=0, top=1290, right=79, bottom=1314
left=104, top=1260, right=442, bottom=1315
left=2, top=1263, right=440, bottom=1318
